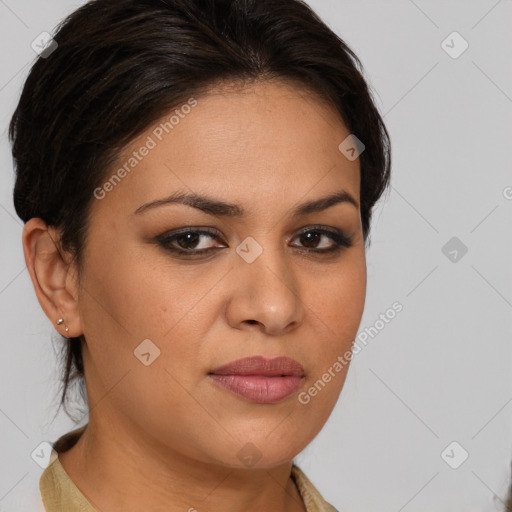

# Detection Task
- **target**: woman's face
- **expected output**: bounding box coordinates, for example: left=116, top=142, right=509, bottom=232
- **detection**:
left=72, top=79, right=366, bottom=467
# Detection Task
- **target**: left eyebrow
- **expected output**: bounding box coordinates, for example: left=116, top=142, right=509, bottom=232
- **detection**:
left=293, top=190, right=359, bottom=216
left=133, top=190, right=359, bottom=217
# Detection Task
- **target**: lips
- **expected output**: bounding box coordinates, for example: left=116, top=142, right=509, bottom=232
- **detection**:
left=208, top=356, right=305, bottom=403
left=209, top=355, right=305, bottom=377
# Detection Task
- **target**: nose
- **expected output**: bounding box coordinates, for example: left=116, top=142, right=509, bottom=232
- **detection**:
left=225, top=243, right=304, bottom=336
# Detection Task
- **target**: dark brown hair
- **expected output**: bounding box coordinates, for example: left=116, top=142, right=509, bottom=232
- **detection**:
left=9, top=0, right=391, bottom=421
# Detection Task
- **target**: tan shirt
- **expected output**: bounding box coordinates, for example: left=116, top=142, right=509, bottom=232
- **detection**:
left=40, top=427, right=338, bottom=512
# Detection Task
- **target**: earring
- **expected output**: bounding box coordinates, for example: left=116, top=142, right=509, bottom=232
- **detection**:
left=56, top=318, right=69, bottom=334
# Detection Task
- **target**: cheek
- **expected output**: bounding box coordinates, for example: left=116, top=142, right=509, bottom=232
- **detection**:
left=79, top=245, right=227, bottom=391
left=300, top=252, right=366, bottom=404
left=76, top=242, right=173, bottom=382
left=84, top=246, right=207, bottom=339
left=311, top=254, right=367, bottom=344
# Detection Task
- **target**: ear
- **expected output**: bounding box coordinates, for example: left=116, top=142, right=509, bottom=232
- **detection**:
left=22, top=218, right=83, bottom=338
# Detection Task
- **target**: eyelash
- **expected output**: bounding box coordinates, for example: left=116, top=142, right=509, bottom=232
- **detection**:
left=156, top=225, right=353, bottom=257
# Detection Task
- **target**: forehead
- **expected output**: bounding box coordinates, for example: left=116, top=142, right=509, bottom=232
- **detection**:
left=91, top=79, right=360, bottom=219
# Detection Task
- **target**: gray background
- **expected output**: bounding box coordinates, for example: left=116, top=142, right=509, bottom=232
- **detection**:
left=1, top=1, right=511, bottom=511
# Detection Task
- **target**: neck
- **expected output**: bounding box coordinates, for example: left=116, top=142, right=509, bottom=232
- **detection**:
left=58, top=419, right=306, bottom=512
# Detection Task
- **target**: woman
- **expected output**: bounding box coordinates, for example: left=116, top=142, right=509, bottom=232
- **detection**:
left=10, top=0, right=391, bottom=510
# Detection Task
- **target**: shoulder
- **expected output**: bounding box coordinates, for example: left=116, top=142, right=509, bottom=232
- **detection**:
left=291, top=464, right=339, bottom=512
left=39, top=425, right=95, bottom=512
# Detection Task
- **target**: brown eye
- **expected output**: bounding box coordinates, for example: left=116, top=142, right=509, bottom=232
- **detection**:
left=298, top=231, right=322, bottom=249
left=157, top=225, right=352, bottom=259
left=158, top=228, right=227, bottom=256
left=291, top=226, right=353, bottom=252
left=174, top=232, right=202, bottom=250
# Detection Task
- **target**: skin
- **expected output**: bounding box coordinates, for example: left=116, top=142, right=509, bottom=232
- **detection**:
left=23, top=79, right=366, bottom=512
